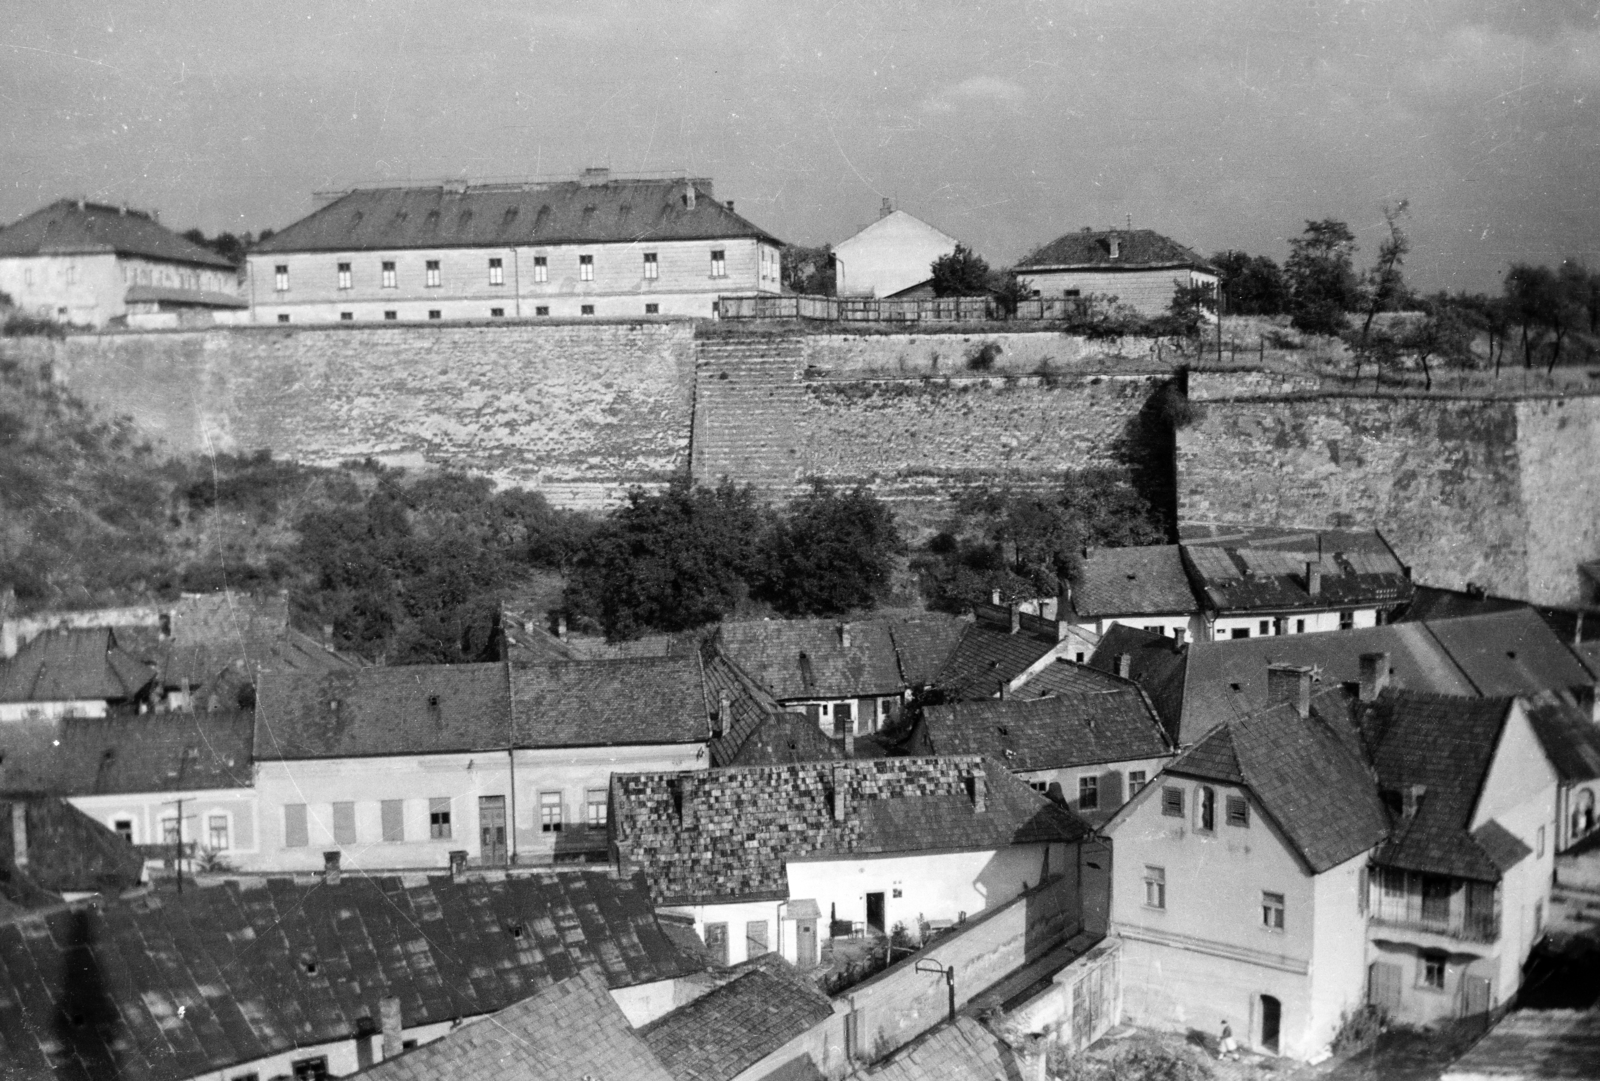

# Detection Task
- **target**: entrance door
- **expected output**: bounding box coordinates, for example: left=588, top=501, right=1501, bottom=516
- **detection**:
left=865, top=892, right=885, bottom=934
left=834, top=702, right=854, bottom=738
left=1461, top=975, right=1491, bottom=1021
left=1259, top=995, right=1281, bottom=1055
left=796, top=919, right=817, bottom=969
left=478, top=796, right=507, bottom=866
left=1368, top=961, right=1402, bottom=1015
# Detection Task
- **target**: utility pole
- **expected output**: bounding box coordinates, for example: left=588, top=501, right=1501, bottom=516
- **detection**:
left=163, top=797, right=190, bottom=893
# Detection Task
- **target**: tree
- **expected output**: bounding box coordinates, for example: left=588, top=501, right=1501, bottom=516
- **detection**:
left=1504, top=263, right=1557, bottom=369
left=1168, top=281, right=1215, bottom=334
left=930, top=244, right=993, bottom=297
left=1403, top=302, right=1478, bottom=391
left=1211, top=251, right=1288, bottom=315
left=782, top=244, right=835, bottom=295
left=762, top=482, right=902, bottom=616
left=1285, top=219, right=1361, bottom=335
left=1358, top=201, right=1411, bottom=348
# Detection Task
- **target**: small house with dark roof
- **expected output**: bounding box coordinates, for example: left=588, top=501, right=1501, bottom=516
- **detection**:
left=930, top=602, right=1084, bottom=702
left=252, top=657, right=711, bottom=873
left=247, top=171, right=782, bottom=323
left=1065, top=545, right=1202, bottom=644
left=610, top=755, right=1092, bottom=971
left=0, top=627, right=159, bottom=721
left=1012, top=227, right=1217, bottom=317
left=1104, top=678, right=1391, bottom=1060
left=0, top=198, right=244, bottom=326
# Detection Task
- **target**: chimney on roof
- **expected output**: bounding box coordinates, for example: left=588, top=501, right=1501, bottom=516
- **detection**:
left=1010, top=605, right=1022, bottom=635
left=879, top=197, right=892, bottom=219
left=556, top=613, right=568, bottom=642
left=844, top=729, right=855, bottom=757
left=967, top=771, right=987, bottom=813
left=1305, top=562, right=1322, bottom=598
left=10, top=803, right=26, bottom=870
left=1116, top=653, right=1133, bottom=679
left=1266, top=663, right=1314, bottom=719
left=1173, top=627, right=1187, bottom=646
left=998, top=678, right=1009, bottom=701
left=684, top=183, right=697, bottom=211
left=839, top=623, right=851, bottom=649
left=322, top=623, right=336, bottom=652
left=1402, top=784, right=1426, bottom=820
left=449, top=850, right=467, bottom=881
left=831, top=767, right=848, bottom=821
left=323, top=851, right=341, bottom=885
left=380, top=996, right=403, bottom=1060
left=714, top=691, right=730, bottom=738
left=1358, top=652, right=1392, bottom=703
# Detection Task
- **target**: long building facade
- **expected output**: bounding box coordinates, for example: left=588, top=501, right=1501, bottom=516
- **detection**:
left=247, top=171, right=783, bottom=323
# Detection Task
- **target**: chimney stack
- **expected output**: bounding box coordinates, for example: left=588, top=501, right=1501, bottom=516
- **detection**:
left=323, top=851, right=341, bottom=885
left=968, top=772, right=987, bottom=813
left=879, top=197, right=892, bottom=219
left=1115, top=653, right=1133, bottom=679
left=831, top=768, right=848, bottom=821
left=991, top=589, right=1002, bottom=605
left=1266, top=663, right=1314, bottom=719
left=10, top=803, right=27, bottom=870
left=1402, top=784, right=1426, bottom=819
left=449, top=850, right=468, bottom=881
left=684, top=183, right=697, bottom=210
left=1009, top=605, right=1021, bottom=635
left=380, top=996, right=403, bottom=1060
left=714, top=691, right=730, bottom=738
left=1358, top=652, right=1392, bottom=703
left=844, top=730, right=855, bottom=758
left=1305, top=562, right=1322, bottom=598
left=839, top=623, right=851, bottom=649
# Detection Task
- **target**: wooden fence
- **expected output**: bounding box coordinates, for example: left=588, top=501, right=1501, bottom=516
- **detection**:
left=719, top=294, right=1099, bottom=324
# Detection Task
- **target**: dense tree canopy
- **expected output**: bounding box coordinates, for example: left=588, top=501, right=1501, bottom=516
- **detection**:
left=1211, top=250, right=1288, bottom=315
left=1285, top=219, right=1362, bottom=334
left=930, top=244, right=993, bottom=297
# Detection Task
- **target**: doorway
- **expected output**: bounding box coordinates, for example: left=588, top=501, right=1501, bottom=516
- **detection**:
left=796, top=919, right=817, bottom=969
left=1259, top=994, right=1281, bottom=1055
left=479, top=796, right=507, bottom=866
left=865, top=892, right=885, bottom=934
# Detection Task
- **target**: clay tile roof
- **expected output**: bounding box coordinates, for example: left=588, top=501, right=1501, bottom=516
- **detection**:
left=510, top=656, right=709, bottom=747
left=354, top=968, right=674, bottom=1081
left=1178, top=530, right=1412, bottom=614
left=612, top=757, right=1091, bottom=905
left=0, top=199, right=237, bottom=267
left=933, top=623, right=1058, bottom=701
left=254, top=178, right=778, bottom=254
left=640, top=956, right=834, bottom=1081
left=864, top=1016, right=1021, bottom=1081
left=716, top=620, right=905, bottom=701
left=0, top=711, right=255, bottom=796
left=0, top=871, right=705, bottom=1081
left=918, top=686, right=1172, bottom=775
left=256, top=663, right=511, bottom=759
left=1015, top=228, right=1212, bottom=272
left=1085, top=626, right=1188, bottom=741
left=0, top=797, right=145, bottom=900
left=1072, top=546, right=1198, bottom=617
left=702, top=646, right=842, bottom=768
left=0, top=629, right=157, bottom=705
left=888, top=618, right=969, bottom=687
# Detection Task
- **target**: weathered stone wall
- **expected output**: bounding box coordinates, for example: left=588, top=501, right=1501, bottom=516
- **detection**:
left=28, top=322, right=698, bottom=508
left=1515, top=396, right=1600, bottom=604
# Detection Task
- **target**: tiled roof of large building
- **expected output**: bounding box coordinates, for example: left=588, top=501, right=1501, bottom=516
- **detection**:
left=354, top=968, right=674, bottom=1081
left=0, top=797, right=145, bottom=901
left=1071, top=545, right=1197, bottom=617
left=0, top=628, right=156, bottom=705
left=1179, top=529, right=1412, bottom=614
left=1419, top=609, right=1596, bottom=695
left=254, top=177, right=777, bottom=253
left=0, top=871, right=704, bottom=1081
left=888, top=617, right=969, bottom=687
left=1362, top=691, right=1525, bottom=881
left=256, top=663, right=511, bottom=759
left=717, top=616, right=962, bottom=702
left=640, top=955, right=834, bottom=1081
left=1163, top=687, right=1390, bottom=873
left=0, top=711, right=255, bottom=795
left=612, top=756, right=1090, bottom=905
left=511, top=657, right=709, bottom=747
left=1086, top=626, right=1188, bottom=741
left=1015, top=228, right=1212, bottom=271
left=933, top=621, right=1060, bottom=701
left=0, top=199, right=236, bottom=267
left=917, top=683, right=1172, bottom=774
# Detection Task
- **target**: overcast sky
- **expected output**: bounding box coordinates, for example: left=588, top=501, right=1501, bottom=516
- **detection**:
left=3, top=1, right=1596, bottom=293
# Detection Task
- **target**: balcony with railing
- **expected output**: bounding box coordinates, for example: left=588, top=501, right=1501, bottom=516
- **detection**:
left=1367, top=868, right=1499, bottom=945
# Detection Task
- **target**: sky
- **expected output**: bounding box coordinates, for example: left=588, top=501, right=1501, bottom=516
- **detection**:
left=3, top=1, right=1597, bottom=294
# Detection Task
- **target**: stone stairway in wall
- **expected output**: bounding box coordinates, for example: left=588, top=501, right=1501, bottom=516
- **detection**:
left=691, top=334, right=810, bottom=491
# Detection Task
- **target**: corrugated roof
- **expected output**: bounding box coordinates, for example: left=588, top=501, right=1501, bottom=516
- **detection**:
left=1072, top=546, right=1199, bottom=617
left=0, top=629, right=157, bottom=705
left=254, top=178, right=777, bottom=254
left=612, top=756, right=1090, bottom=905
left=0, top=871, right=705, bottom=1081
left=1015, top=228, right=1212, bottom=272
left=0, top=711, right=255, bottom=795
left=354, top=968, right=674, bottom=1081
left=0, top=199, right=236, bottom=267
left=918, top=685, right=1172, bottom=774
left=510, top=657, right=708, bottom=747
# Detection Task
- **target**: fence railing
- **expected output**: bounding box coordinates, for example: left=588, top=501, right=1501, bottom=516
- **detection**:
left=718, top=294, right=1101, bottom=324
left=1369, top=898, right=1499, bottom=944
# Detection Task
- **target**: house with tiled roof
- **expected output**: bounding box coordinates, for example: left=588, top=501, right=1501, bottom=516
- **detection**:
left=0, top=870, right=707, bottom=1081
left=714, top=615, right=965, bottom=746
left=252, top=657, right=711, bottom=872
left=1012, top=227, right=1217, bottom=317
left=930, top=602, right=1084, bottom=702
left=1086, top=625, right=1188, bottom=741
left=1065, top=545, right=1202, bottom=644
left=1520, top=690, right=1600, bottom=851
left=0, top=198, right=244, bottom=327
left=247, top=171, right=782, bottom=323
left=1104, top=676, right=1391, bottom=1060
left=610, top=756, right=1092, bottom=971
left=0, top=627, right=159, bottom=721
left=0, top=797, right=145, bottom=911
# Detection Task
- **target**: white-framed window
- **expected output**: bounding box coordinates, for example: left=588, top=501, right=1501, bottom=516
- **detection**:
left=207, top=813, right=230, bottom=851
left=1127, top=770, right=1147, bottom=796
left=533, top=256, right=548, bottom=283
left=274, top=265, right=289, bottom=292
left=425, top=260, right=441, bottom=288
left=488, top=257, right=504, bottom=286
left=429, top=798, right=452, bottom=839
left=579, top=254, right=594, bottom=282
left=710, top=249, right=726, bottom=278
left=161, top=816, right=181, bottom=845
left=1262, top=891, right=1285, bottom=931
left=337, top=262, right=351, bottom=290
left=1143, top=865, right=1166, bottom=909
left=540, top=791, right=563, bottom=832
left=381, top=261, right=397, bottom=288
left=643, top=252, right=658, bottom=279
left=586, top=788, right=607, bottom=828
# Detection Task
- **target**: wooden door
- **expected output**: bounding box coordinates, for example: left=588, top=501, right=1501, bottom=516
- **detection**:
left=796, top=919, right=817, bottom=969
left=1461, top=975, right=1491, bottom=1020
left=478, top=796, right=507, bottom=866
left=1368, top=961, right=1402, bottom=1015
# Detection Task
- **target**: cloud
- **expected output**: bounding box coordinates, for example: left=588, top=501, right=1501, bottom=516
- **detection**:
left=921, top=76, right=1028, bottom=115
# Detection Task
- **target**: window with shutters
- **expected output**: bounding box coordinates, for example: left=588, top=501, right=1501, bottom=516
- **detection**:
left=332, top=801, right=356, bottom=845
left=381, top=800, right=405, bottom=842
left=1226, top=795, right=1250, bottom=827
left=1162, top=787, right=1184, bottom=817
left=429, top=798, right=452, bottom=839
left=284, top=804, right=309, bottom=848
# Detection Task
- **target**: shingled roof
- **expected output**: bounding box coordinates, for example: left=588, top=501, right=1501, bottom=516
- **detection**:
left=511, top=657, right=709, bottom=747
left=254, top=177, right=777, bottom=254
left=612, top=756, right=1090, bottom=905
left=1086, top=626, right=1188, bottom=741
left=1162, top=687, right=1390, bottom=873
left=917, top=683, right=1172, bottom=775
left=640, top=955, right=834, bottom=1081
left=1071, top=545, right=1198, bottom=618
left=0, top=711, right=255, bottom=796
left=1179, top=530, right=1412, bottom=615
left=1015, top=228, right=1213, bottom=272
left=0, top=629, right=157, bottom=706
left=933, top=621, right=1060, bottom=702
left=0, top=199, right=236, bottom=267
left=864, top=1015, right=1022, bottom=1081
left=354, top=968, right=674, bottom=1081
left=0, top=870, right=705, bottom=1081
left=716, top=616, right=964, bottom=702
left=703, top=649, right=840, bottom=768
left=0, top=797, right=145, bottom=901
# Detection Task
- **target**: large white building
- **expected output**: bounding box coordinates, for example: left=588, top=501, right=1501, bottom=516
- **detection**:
left=246, top=171, right=783, bottom=323
left=832, top=203, right=959, bottom=298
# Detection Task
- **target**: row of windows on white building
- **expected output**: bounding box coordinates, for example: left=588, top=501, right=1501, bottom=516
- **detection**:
left=272, top=251, right=731, bottom=292
left=278, top=791, right=608, bottom=847
left=273, top=303, right=665, bottom=324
